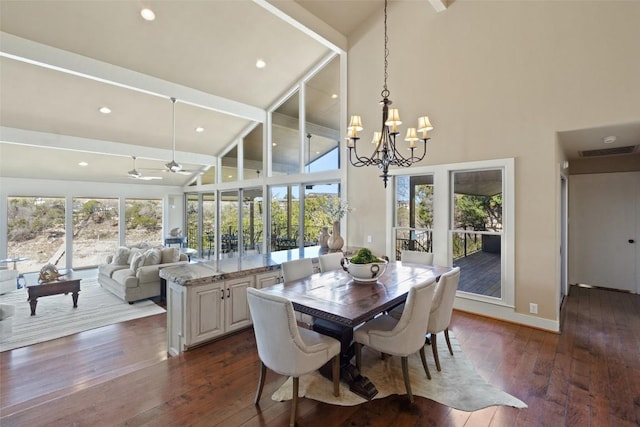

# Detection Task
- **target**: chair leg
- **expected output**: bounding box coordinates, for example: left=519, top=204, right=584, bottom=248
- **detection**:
left=431, top=332, right=441, bottom=372
left=290, top=376, right=299, bottom=427
left=332, top=355, right=340, bottom=397
left=419, top=346, right=431, bottom=380
left=401, top=356, right=414, bottom=404
left=254, top=361, right=267, bottom=405
left=355, top=342, right=362, bottom=371
left=444, top=328, right=454, bottom=355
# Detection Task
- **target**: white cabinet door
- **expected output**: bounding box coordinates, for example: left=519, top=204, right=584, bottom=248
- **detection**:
left=225, top=276, right=254, bottom=332
left=569, top=172, right=639, bottom=292
left=189, top=281, right=225, bottom=345
left=255, top=270, right=281, bottom=289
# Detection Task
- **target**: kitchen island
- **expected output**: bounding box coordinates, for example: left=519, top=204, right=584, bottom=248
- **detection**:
left=160, top=246, right=329, bottom=355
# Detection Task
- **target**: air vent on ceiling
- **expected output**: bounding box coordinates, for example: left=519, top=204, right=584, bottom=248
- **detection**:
left=579, top=145, right=638, bottom=158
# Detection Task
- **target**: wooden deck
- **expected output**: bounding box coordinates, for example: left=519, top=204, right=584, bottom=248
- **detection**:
left=454, top=250, right=502, bottom=297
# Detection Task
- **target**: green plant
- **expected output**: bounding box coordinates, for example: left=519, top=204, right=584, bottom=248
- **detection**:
left=350, top=247, right=384, bottom=264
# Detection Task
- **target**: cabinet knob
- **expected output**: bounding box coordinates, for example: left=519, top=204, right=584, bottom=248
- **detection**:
left=629, top=239, right=636, bottom=244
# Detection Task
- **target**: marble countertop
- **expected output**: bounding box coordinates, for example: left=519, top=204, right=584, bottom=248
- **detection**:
left=160, top=246, right=337, bottom=286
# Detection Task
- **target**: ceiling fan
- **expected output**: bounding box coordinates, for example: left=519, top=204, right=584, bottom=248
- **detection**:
left=164, top=97, right=202, bottom=176
left=128, top=156, right=162, bottom=180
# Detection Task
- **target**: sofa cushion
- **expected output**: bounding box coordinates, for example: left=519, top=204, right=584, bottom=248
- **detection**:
left=143, top=248, right=162, bottom=266
left=130, top=251, right=146, bottom=272
left=112, top=268, right=137, bottom=288
left=111, top=246, right=131, bottom=265
left=99, top=263, right=129, bottom=278
left=161, top=247, right=180, bottom=264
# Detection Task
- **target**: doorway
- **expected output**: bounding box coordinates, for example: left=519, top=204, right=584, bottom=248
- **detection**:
left=569, top=171, right=639, bottom=293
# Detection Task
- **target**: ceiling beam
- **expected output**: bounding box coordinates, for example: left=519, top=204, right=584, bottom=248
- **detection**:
left=428, top=0, right=449, bottom=13
left=0, top=127, right=217, bottom=165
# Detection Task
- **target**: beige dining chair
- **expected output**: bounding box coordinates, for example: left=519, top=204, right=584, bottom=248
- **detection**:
left=401, top=250, right=434, bottom=265
left=353, top=277, right=437, bottom=404
left=247, top=287, right=340, bottom=427
left=318, top=252, right=345, bottom=273
left=281, top=258, right=315, bottom=326
left=390, top=266, right=460, bottom=371
left=425, top=267, right=460, bottom=371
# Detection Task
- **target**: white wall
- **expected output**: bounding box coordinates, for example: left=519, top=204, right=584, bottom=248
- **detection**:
left=346, top=1, right=640, bottom=326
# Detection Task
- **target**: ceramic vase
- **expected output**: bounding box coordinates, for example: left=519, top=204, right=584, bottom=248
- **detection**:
left=327, top=221, right=344, bottom=251
left=318, top=226, right=330, bottom=249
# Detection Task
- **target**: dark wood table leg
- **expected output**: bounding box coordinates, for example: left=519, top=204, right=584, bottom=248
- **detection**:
left=313, top=319, right=378, bottom=400
left=29, top=299, right=37, bottom=316
left=72, top=291, right=79, bottom=308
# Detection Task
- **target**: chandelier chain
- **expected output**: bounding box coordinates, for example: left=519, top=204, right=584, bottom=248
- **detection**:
left=382, top=0, right=389, bottom=99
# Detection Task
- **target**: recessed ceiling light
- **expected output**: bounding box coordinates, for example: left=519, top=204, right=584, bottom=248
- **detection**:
left=78, top=161, right=88, bottom=167
left=331, top=94, right=338, bottom=99
left=228, top=175, right=233, bottom=178
left=603, top=136, right=617, bottom=144
left=272, top=142, right=277, bottom=147
left=256, top=59, right=266, bottom=69
left=99, top=106, right=111, bottom=114
left=195, top=127, right=204, bottom=133
left=140, top=8, right=155, bottom=21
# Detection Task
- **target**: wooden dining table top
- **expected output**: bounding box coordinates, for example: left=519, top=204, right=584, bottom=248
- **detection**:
left=260, top=262, right=452, bottom=327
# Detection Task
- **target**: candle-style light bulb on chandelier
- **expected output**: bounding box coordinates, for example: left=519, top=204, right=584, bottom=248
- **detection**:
left=346, top=0, right=434, bottom=188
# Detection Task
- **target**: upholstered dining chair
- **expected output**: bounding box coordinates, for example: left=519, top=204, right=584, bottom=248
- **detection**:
left=391, top=266, right=461, bottom=371
left=425, top=267, right=460, bottom=371
left=318, top=252, right=345, bottom=273
left=353, top=277, right=437, bottom=404
left=281, top=258, right=315, bottom=326
left=247, top=287, right=340, bottom=427
left=401, top=250, right=434, bottom=265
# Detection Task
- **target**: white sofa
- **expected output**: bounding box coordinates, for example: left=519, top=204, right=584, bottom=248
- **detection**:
left=0, top=304, right=16, bottom=340
left=98, top=244, right=188, bottom=303
left=0, top=270, right=18, bottom=295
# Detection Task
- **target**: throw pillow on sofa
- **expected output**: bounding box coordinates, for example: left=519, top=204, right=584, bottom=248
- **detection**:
left=127, top=247, right=144, bottom=264
left=130, top=251, right=147, bottom=272
left=161, top=247, right=180, bottom=264
left=112, top=247, right=130, bottom=265
left=143, top=248, right=162, bottom=266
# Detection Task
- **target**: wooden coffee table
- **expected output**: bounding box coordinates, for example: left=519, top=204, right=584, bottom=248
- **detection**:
left=26, top=277, right=81, bottom=316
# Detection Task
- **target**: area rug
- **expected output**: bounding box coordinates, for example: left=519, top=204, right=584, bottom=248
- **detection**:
left=272, top=332, right=527, bottom=412
left=0, top=280, right=165, bottom=352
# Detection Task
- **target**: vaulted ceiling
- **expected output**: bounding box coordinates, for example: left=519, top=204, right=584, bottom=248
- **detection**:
left=0, top=0, right=381, bottom=186
left=1, top=1, right=637, bottom=188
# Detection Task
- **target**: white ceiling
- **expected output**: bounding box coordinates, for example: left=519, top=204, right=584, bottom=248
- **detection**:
left=1, top=1, right=637, bottom=187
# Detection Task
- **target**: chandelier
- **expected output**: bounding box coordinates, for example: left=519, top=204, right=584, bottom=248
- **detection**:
left=346, top=0, right=434, bottom=188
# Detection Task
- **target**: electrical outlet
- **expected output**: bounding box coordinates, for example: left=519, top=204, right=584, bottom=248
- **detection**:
left=529, top=303, right=538, bottom=314
left=367, top=235, right=372, bottom=243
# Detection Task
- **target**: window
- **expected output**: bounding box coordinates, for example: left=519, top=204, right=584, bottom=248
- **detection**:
left=272, top=90, right=300, bottom=176
left=124, top=199, right=162, bottom=247
left=451, top=169, right=503, bottom=299
left=394, top=175, right=434, bottom=260
left=270, top=185, right=300, bottom=251
left=391, top=158, right=514, bottom=307
left=6, top=196, right=66, bottom=273
left=220, top=190, right=240, bottom=256
left=242, top=188, right=264, bottom=254
left=304, top=183, right=341, bottom=245
left=72, top=198, right=119, bottom=269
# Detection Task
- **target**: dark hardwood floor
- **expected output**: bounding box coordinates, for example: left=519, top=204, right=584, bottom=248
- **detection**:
left=1, top=285, right=639, bottom=426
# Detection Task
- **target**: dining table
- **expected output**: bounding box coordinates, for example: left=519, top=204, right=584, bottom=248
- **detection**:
left=259, top=261, right=452, bottom=399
